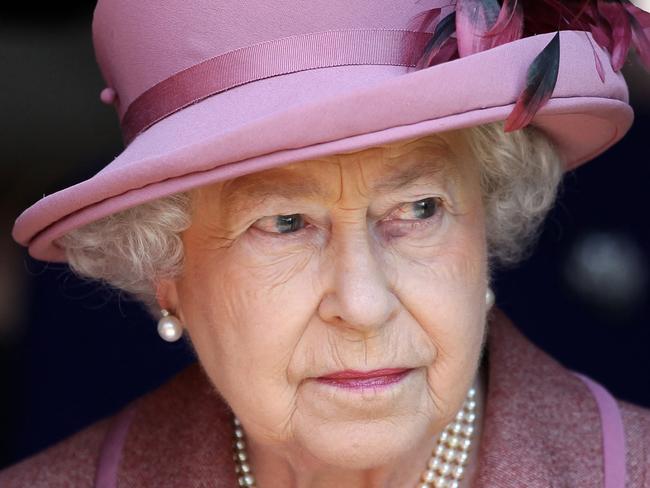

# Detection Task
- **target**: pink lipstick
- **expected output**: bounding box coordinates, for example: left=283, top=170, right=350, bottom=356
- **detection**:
left=316, top=368, right=413, bottom=389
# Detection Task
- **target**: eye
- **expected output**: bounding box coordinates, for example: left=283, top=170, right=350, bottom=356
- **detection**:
left=379, top=197, right=442, bottom=239
left=388, top=197, right=439, bottom=221
left=251, top=214, right=306, bottom=235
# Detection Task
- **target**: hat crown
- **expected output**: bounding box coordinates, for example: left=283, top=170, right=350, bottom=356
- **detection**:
left=92, top=0, right=444, bottom=119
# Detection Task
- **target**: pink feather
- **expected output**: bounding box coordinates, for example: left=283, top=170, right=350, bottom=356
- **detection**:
left=484, top=0, right=524, bottom=44
left=597, top=0, right=632, bottom=71
left=625, top=3, right=650, bottom=29
left=455, top=0, right=503, bottom=56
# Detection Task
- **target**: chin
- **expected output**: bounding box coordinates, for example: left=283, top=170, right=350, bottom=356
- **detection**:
left=293, top=415, right=432, bottom=469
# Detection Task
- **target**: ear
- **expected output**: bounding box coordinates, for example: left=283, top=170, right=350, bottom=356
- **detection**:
left=155, top=277, right=181, bottom=317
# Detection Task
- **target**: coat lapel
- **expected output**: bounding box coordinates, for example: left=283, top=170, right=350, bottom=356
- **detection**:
left=118, top=363, right=237, bottom=487
left=475, top=309, right=605, bottom=487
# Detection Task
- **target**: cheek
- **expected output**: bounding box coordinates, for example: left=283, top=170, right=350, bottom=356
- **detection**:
left=177, top=239, right=321, bottom=442
left=391, top=203, right=487, bottom=408
left=393, top=200, right=487, bottom=313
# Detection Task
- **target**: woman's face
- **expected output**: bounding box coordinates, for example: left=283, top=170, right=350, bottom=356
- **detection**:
left=160, top=131, right=490, bottom=469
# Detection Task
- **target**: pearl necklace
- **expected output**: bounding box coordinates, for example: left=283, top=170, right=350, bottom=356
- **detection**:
left=231, top=386, right=477, bottom=488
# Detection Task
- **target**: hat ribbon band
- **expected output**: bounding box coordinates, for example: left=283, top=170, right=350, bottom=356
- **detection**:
left=120, top=28, right=432, bottom=146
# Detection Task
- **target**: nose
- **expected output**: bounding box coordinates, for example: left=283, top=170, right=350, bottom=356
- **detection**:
left=317, top=226, right=399, bottom=334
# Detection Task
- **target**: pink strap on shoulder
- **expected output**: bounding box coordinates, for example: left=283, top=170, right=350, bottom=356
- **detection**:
left=573, top=372, right=627, bottom=488
left=94, top=403, right=137, bottom=488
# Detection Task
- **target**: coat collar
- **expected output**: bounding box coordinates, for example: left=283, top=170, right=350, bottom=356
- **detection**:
left=118, top=360, right=237, bottom=486
left=117, top=309, right=605, bottom=486
left=475, top=308, right=604, bottom=487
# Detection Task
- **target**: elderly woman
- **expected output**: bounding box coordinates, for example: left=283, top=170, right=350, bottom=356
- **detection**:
left=3, top=0, right=650, bottom=487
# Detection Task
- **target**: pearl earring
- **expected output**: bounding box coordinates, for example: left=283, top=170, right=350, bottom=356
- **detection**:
left=157, top=309, right=184, bottom=342
left=485, top=288, right=495, bottom=308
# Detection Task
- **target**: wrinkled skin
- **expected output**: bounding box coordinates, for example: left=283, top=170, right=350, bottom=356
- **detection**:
left=158, top=130, right=491, bottom=488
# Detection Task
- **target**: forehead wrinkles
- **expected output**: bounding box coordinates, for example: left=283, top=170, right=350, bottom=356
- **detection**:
left=330, top=157, right=370, bottom=203
left=335, top=133, right=456, bottom=199
left=192, top=132, right=456, bottom=217
left=382, top=133, right=455, bottom=174
left=201, top=159, right=341, bottom=217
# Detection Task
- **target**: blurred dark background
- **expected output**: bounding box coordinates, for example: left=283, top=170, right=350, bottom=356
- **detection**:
left=1, top=2, right=649, bottom=471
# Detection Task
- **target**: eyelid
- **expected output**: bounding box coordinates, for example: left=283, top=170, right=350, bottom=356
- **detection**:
left=249, top=196, right=444, bottom=236
left=382, top=196, right=443, bottom=220
left=251, top=214, right=300, bottom=233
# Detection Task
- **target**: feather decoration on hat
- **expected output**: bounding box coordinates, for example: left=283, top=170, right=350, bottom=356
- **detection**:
left=504, top=31, right=561, bottom=132
left=413, top=0, right=650, bottom=132
left=456, top=0, right=523, bottom=56
left=415, top=11, right=459, bottom=68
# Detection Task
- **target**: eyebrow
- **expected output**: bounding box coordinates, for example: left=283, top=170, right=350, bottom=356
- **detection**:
left=220, top=176, right=327, bottom=215
left=370, top=157, right=450, bottom=194
left=221, top=151, right=453, bottom=212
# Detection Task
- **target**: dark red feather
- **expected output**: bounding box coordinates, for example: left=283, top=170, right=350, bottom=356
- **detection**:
left=431, top=36, right=460, bottom=66
left=504, top=32, right=561, bottom=132
left=520, top=0, right=592, bottom=35
left=626, top=4, right=650, bottom=70
left=585, top=30, right=607, bottom=82
left=597, top=0, right=632, bottom=70
left=589, top=4, right=614, bottom=53
left=407, top=7, right=442, bottom=33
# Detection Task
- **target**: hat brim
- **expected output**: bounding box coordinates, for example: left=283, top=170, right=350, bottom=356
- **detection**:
left=13, top=31, right=634, bottom=262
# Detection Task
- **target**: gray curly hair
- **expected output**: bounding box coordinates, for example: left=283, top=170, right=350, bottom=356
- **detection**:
left=56, top=121, right=563, bottom=317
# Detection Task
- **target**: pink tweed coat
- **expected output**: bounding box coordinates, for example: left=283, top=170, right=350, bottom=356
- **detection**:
left=1, top=309, right=649, bottom=487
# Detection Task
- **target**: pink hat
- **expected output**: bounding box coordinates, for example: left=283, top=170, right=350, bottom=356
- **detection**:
left=11, top=0, right=650, bottom=262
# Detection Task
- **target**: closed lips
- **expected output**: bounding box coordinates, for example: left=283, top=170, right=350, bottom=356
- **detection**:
left=316, top=368, right=412, bottom=388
